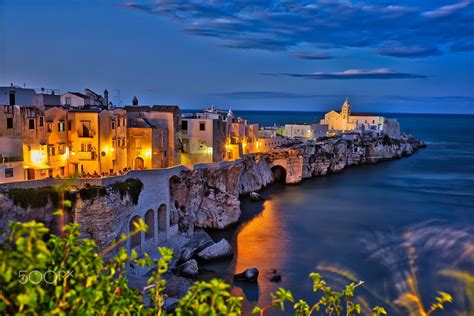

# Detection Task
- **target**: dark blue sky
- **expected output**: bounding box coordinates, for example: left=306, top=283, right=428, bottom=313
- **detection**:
left=1, top=0, right=473, bottom=113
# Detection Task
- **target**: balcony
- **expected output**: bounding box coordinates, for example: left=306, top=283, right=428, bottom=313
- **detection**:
left=77, top=151, right=96, bottom=160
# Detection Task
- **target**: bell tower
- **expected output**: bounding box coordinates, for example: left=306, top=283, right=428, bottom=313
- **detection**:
left=341, top=97, right=351, bottom=121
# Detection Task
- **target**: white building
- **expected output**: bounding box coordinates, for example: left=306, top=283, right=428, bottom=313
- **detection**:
left=181, top=107, right=227, bottom=164
left=284, top=123, right=329, bottom=140
left=320, top=98, right=401, bottom=139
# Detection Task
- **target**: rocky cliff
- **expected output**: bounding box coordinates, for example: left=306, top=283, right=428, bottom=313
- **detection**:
left=170, top=136, right=426, bottom=231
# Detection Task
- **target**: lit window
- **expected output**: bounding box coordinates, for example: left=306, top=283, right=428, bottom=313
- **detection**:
left=47, top=123, right=53, bottom=133
left=58, top=121, right=65, bottom=132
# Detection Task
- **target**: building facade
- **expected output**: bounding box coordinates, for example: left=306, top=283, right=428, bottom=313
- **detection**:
left=181, top=107, right=226, bottom=164
left=320, top=98, right=400, bottom=139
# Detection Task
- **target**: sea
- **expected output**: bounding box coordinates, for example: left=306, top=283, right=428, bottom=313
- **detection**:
left=195, top=111, right=474, bottom=315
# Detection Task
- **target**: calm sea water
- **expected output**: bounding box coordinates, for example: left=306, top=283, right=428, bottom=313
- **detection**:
left=199, top=112, right=474, bottom=315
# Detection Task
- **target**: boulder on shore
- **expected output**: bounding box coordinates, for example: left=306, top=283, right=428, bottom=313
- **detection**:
left=234, top=268, right=259, bottom=282
left=176, top=259, right=199, bottom=278
left=163, top=297, right=179, bottom=312
left=270, top=274, right=282, bottom=282
left=197, top=239, right=233, bottom=261
left=249, top=192, right=263, bottom=201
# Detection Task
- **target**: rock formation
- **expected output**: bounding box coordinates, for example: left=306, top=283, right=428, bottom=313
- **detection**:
left=169, top=135, right=426, bottom=230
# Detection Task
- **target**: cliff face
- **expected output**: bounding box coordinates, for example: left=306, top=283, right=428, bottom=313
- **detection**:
left=0, top=186, right=136, bottom=251
left=170, top=136, right=425, bottom=230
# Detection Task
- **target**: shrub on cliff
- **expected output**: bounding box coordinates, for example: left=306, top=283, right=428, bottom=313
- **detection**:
left=110, top=178, right=143, bottom=205
left=0, top=221, right=455, bottom=315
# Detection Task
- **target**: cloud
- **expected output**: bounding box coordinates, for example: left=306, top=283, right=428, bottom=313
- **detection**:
left=292, top=51, right=333, bottom=60
left=264, top=68, right=426, bottom=80
left=121, top=0, right=474, bottom=57
left=376, top=43, right=442, bottom=58
left=422, top=0, right=471, bottom=18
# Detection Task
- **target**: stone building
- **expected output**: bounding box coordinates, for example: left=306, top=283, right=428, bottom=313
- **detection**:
left=320, top=98, right=400, bottom=138
left=181, top=107, right=227, bottom=164
left=124, top=103, right=181, bottom=168
left=224, top=108, right=259, bottom=160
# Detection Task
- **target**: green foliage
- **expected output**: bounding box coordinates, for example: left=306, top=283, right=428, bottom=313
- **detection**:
left=110, top=178, right=143, bottom=205
left=0, top=220, right=457, bottom=316
left=176, top=279, right=243, bottom=315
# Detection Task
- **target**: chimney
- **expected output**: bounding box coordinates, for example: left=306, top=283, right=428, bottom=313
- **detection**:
left=132, top=96, right=139, bottom=106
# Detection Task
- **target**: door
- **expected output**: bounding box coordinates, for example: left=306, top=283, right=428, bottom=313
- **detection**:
left=134, top=157, right=144, bottom=169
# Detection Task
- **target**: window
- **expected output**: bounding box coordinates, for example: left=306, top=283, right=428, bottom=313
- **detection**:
left=9, top=93, right=15, bottom=106
left=372, top=120, right=375, bottom=124
left=48, top=145, right=56, bottom=156
left=4, top=105, right=13, bottom=113
left=58, top=143, right=66, bottom=155
left=39, top=117, right=44, bottom=127
left=81, top=121, right=91, bottom=137
left=199, top=122, right=206, bottom=131
left=58, top=121, right=65, bottom=132
left=111, top=121, right=115, bottom=130
left=60, top=166, right=65, bottom=176
left=81, top=143, right=92, bottom=152
left=182, top=120, right=188, bottom=131
left=28, top=119, right=35, bottom=130
left=68, top=120, right=72, bottom=131
left=65, top=97, right=71, bottom=105
left=117, top=118, right=120, bottom=127
left=6, top=117, right=13, bottom=129
left=47, top=123, right=53, bottom=133
left=5, top=168, right=14, bottom=178
left=135, top=137, right=142, bottom=149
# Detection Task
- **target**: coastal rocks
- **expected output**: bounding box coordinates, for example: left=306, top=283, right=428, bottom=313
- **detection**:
left=270, top=274, right=282, bottom=282
left=168, top=135, right=425, bottom=234
left=170, top=166, right=242, bottom=230
left=176, top=259, right=199, bottom=278
left=163, top=298, right=179, bottom=313
left=234, top=268, right=259, bottom=282
left=177, top=230, right=214, bottom=263
left=249, top=192, right=262, bottom=201
left=197, top=239, right=233, bottom=261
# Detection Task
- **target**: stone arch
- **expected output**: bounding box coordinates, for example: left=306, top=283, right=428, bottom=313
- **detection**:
left=134, top=156, right=144, bottom=169
left=158, top=204, right=167, bottom=233
left=144, top=209, right=155, bottom=240
left=271, top=165, right=287, bottom=183
left=129, top=215, right=142, bottom=249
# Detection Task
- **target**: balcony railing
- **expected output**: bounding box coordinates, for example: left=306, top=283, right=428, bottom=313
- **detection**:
left=77, top=151, right=97, bottom=160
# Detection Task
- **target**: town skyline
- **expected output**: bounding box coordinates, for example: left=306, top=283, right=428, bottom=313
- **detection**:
left=1, top=0, right=473, bottom=114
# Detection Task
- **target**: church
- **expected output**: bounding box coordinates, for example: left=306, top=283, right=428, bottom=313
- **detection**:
left=320, top=98, right=400, bottom=139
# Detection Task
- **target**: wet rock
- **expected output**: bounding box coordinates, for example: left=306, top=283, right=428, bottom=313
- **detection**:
left=234, top=268, right=259, bottom=282
left=249, top=192, right=262, bottom=201
left=177, top=259, right=199, bottom=278
left=197, top=239, right=233, bottom=261
left=163, top=297, right=179, bottom=313
left=163, top=272, right=194, bottom=298
left=270, top=274, right=282, bottom=282
left=178, top=247, right=194, bottom=263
